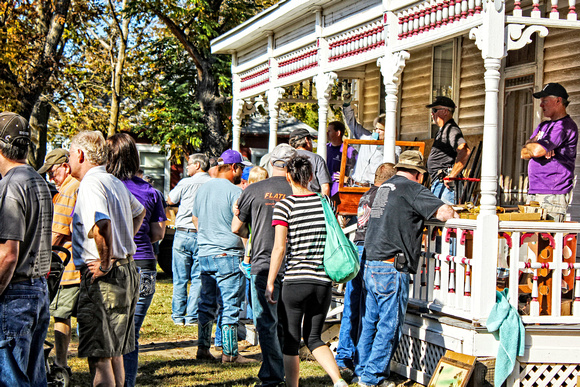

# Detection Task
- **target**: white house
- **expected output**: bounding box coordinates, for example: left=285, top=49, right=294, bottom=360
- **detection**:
left=211, top=0, right=580, bottom=385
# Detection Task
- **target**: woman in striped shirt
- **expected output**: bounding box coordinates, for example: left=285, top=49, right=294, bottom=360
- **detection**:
left=266, top=155, right=347, bottom=387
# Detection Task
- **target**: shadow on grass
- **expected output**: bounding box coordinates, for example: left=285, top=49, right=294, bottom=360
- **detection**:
left=135, top=357, right=261, bottom=386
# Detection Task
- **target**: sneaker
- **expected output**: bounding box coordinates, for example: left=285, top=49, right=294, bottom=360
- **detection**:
left=379, top=381, right=396, bottom=387
left=173, top=320, right=185, bottom=326
left=334, top=379, right=349, bottom=387
left=185, top=320, right=197, bottom=326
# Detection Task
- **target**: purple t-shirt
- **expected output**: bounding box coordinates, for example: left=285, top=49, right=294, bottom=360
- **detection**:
left=326, top=143, right=358, bottom=196
left=528, top=115, right=578, bottom=195
left=123, top=176, right=167, bottom=262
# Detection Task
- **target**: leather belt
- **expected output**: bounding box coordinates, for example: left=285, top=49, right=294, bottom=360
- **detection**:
left=176, top=227, right=197, bottom=233
left=112, top=258, right=130, bottom=267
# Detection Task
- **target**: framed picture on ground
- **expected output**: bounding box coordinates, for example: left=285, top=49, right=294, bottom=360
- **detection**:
left=428, top=350, right=476, bottom=387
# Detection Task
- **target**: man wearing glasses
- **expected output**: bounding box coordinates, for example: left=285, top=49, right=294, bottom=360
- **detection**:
left=426, top=96, right=471, bottom=204
left=38, top=148, right=81, bottom=378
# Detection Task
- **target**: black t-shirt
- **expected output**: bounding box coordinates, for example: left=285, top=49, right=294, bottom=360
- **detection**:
left=354, top=185, right=379, bottom=243
left=365, top=175, right=444, bottom=274
left=426, top=119, right=466, bottom=180
left=237, top=176, right=293, bottom=276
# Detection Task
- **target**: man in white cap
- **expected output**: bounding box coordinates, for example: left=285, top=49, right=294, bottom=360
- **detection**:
left=39, top=148, right=81, bottom=377
left=232, top=143, right=296, bottom=385
left=521, top=82, right=578, bottom=221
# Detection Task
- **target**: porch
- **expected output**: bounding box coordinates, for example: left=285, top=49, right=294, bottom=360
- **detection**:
left=211, top=0, right=580, bottom=385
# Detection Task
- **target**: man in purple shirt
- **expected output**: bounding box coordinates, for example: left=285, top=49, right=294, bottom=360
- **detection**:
left=327, top=121, right=358, bottom=200
left=521, top=82, right=578, bottom=221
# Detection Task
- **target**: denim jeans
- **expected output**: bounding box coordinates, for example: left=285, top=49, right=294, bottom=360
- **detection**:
left=198, top=254, right=245, bottom=327
left=251, top=274, right=285, bottom=386
left=0, top=277, right=50, bottom=387
left=431, top=180, right=455, bottom=205
left=336, top=244, right=365, bottom=370
left=355, top=261, right=410, bottom=386
left=171, top=230, right=201, bottom=324
left=124, top=269, right=156, bottom=387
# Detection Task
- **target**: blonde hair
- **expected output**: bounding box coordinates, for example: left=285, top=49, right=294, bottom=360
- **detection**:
left=71, top=131, right=108, bottom=165
left=248, top=166, right=268, bottom=184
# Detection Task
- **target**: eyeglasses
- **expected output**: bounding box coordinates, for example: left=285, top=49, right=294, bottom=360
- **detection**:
left=431, top=108, right=448, bottom=114
left=48, top=164, right=64, bottom=178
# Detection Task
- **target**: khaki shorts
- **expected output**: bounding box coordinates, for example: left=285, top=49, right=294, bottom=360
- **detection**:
left=49, top=284, right=80, bottom=319
left=527, top=193, right=570, bottom=222
left=77, top=260, right=139, bottom=358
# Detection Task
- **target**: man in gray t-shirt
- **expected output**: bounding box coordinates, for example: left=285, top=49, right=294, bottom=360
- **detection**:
left=167, top=154, right=211, bottom=325
left=0, top=112, right=53, bottom=386
left=289, top=128, right=331, bottom=195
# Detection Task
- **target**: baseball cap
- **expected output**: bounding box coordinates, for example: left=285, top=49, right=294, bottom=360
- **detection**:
left=395, top=150, right=427, bottom=174
left=270, top=143, right=297, bottom=168
left=0, top=112, right=30, bottom=145
left=426, top=96, right=456, bottom=109
left=218, top=149, right=252, bottom=166
left=289, top=128, right=315, bottom=141
left=533, top=83, right=569, bottom=100
left=38, top=148, right=70, bottom=174
left=241, top=166, right=253, bottom=181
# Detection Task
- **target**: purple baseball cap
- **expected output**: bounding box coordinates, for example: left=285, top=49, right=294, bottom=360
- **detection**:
left=218, top=149, right=252, bottom=166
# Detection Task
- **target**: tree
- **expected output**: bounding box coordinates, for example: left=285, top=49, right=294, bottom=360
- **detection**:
left=130, top=0, right=276, bottom=156
left=0, top=0, right=71, bottom=167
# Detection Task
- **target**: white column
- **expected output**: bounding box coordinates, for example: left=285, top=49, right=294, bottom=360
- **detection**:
left=313, top=72, right=337, bottom=160
left=232, top=99, right=244, bottom=152
left=468, top=0, right=506, bottom=323
left=378, top=12, right=409, bottom=164
left=266, top=87, right=284, bottom=152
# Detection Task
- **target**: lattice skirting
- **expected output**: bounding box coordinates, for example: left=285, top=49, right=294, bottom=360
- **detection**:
left=518, top=363, right=580, bottom=387
left=391, top=333, right=446, bottom=378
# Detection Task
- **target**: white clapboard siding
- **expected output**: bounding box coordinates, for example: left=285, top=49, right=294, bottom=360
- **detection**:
left=237, top=42, right=269, bottom=67
left=400, top=46, right=432, bottom=141
left=458, top=36, right=485, bottom=136
left=323, top=0, right=381, bottom=27
left=362, top=63, right=381, bottom=129
left=275, top=14, right=316, bottom=49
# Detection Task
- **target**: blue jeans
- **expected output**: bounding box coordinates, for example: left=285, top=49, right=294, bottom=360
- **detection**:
left=124, top=269, right=156, bottom=387
left=431, top=180, right=455, bottom=205
left=0, top=277, right=50, bottom=387
left=251, top=274, right=285, bottom=386
left=171, top=230, right=201, bottom=324
left=198, top=254, right=245, bottom=327
left=355, top=261, right=410, bottom=386
left=336, top=244, right=365, bottom=370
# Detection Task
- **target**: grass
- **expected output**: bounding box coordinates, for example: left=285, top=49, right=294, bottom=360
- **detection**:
left=47, top=268, right=351, bottom=386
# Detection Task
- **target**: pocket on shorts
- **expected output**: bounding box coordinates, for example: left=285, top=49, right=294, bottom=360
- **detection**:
left=101, top=268, right=133, bottom=311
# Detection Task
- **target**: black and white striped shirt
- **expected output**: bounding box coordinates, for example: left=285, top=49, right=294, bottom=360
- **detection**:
left=272, top=194, right=330, bottom=285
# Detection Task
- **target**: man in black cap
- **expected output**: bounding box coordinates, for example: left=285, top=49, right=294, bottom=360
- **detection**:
left=354, top=150, right=457, bottom=387
left=289, top=128, right=331, bottom=195
left=521, top=83, right=578, bottom=221
left=426, top=96, right=471, bottom=204
left=0, top=112, right=53, bottom=385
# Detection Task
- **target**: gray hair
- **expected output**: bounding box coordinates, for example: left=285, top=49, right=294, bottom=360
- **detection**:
left=71, top=131, right=108, bottom=165
left=189, top=153, right=209, bottom=172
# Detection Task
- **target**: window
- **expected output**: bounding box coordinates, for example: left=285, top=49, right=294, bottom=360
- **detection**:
left=431, top=41, right=455, bottom=136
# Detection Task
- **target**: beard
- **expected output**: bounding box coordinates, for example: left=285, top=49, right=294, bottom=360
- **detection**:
left=233, top=174, right=242, bottom=185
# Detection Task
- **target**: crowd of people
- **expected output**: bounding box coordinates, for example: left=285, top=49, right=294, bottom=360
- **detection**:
left=0, top=82, right=576, bottom=387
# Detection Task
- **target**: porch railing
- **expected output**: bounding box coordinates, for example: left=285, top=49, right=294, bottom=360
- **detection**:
left=344, top=218, right=580, bottom=325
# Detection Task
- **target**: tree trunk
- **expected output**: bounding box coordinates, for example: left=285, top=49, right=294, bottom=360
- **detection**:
left=198, top=59, right=227, bottom=157
left=28, top=97, right=51, bottom=169
left=108, top=0, right=130, bottom=137
left=18, top=0, right=71, bottom=120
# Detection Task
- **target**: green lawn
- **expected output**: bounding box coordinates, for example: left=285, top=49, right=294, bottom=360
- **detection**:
left=48, top=268, right=354, bottom=386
